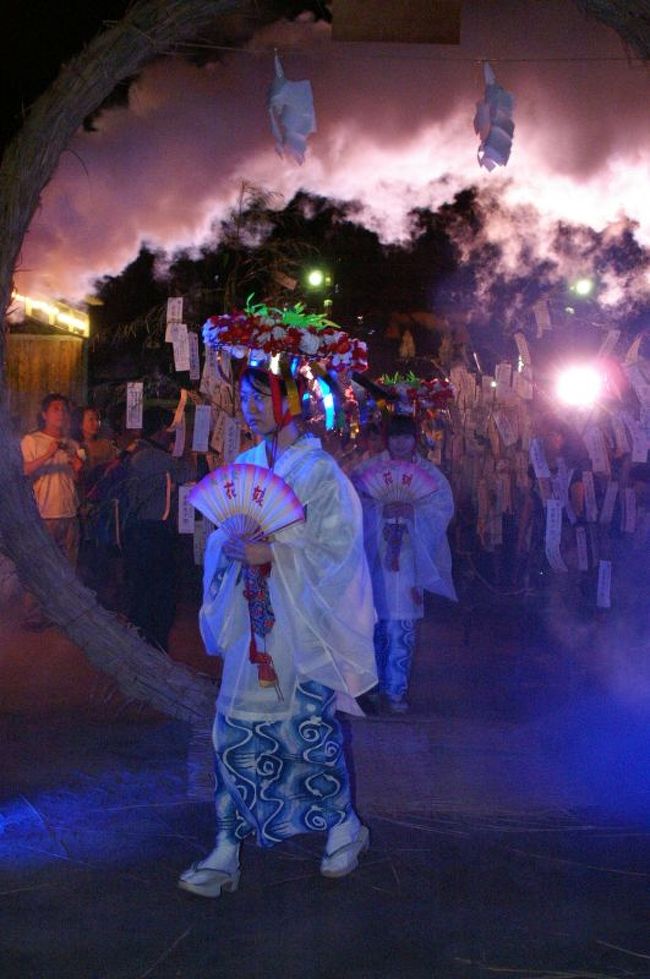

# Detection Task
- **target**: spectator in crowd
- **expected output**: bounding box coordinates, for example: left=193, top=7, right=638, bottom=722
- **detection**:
left=122, top=406, right=194, bottom=651
left=72, top=405, right=118, bottom=601
left=72, top=406, right=117, bottom=481
left=21, top=393, right=83, bottom=629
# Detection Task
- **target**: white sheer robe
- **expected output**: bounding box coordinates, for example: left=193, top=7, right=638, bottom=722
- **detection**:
left=353, top=450, right=456, bottom=620
left=200, top=435, right=378, bottom=721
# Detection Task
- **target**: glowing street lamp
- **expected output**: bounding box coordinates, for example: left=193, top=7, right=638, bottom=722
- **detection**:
left=306, top=268, right=325, bottom=288
left=555, top=364, right=602, bottom=407
left=305, top=267, right=332, bottom=289
left=570, top=277, right=595, bottom=298
left=304, top=266, right=333, bottom=315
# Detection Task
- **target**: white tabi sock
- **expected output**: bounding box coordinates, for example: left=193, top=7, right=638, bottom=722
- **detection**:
left=197, top=839, right=240, bottom=875
left=325, top=812, right=362, bottom=856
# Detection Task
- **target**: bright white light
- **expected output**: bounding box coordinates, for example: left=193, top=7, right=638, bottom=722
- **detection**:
left=307, top=269, right=325, bottom=288
left=556, top=365, right=603, bottom=407
left=573, top=277, right=594, bottom=297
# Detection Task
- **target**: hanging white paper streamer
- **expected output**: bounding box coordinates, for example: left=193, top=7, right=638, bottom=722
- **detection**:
left=199, top=347, right=218, bottom=398
left=626, top=363, right=650, bottom=405
left=621, top=411, right=648, bottom=463
left=552, top=458, right=576, bottom=525
left=545, top=498, right=568, bottom=572
left=582, top=471, right=598, bottom=523
left=533, top=300, right=552, bottom=338
left=210, top=408, right=226, bottom=453
left=517, top=404, right=533, bottom=449
left=596, top=559, right=612, bottom=609
left=495, top=472, right=512, bottom=514
left=598, top=480, right=618, bottom=525
left=584, top=425, right=610, bottom=475
left=495, top=362, right=513, bottom=402
left=514, top=331, right=531, bottom=366
left=126, top=382, right=143, bottom=430
left=268, top=53, right=316, bottom=165
left=513, top=368, right=533, bottom=400
left=622, top=487, right=637, bottom=533
left=167, top=297, right=183, bottom=324
left=222, top=416, right=242, bottom=463
left=450, top=365, right=477, bottom=408
left=611, top=413, right=631, bottom=456
left=192, top=404, right=212, bottom=453
left=515, top=450, right=529, bottom=489
left=513, top=334, right=534, bottom=399
left=487, top=417, right=501, bottom=458
left=165, top=297, right=184, bottom=341
left=576, top=525, right=589, bottom=571
left=188, top=332, right=201, bottom=380
left=529, top=438, right=551, bottom=479
left=178, top=484, right=196, bottom=534
left=640, top=405, right=650, bottom=442
left=172, top=415, right=186, bottom=458
left=474, top=62, right=515, bottom=171
left=493, top=410, right=518, bottom=447
left=171, top=324, right=190, bottom=372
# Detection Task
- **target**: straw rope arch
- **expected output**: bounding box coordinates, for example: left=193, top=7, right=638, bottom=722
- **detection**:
left=0, top=1, right=244, bottom=737
left=0, top=0, right=647, bottom=756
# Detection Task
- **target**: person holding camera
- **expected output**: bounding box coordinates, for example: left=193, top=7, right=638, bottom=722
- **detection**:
left=20, top=393, right=83, bottom=628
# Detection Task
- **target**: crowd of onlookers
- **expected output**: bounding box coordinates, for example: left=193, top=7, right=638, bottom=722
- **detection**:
left=15, top=392, right=195, bottom=650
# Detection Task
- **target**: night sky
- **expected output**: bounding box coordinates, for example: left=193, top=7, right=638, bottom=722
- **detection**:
left=6, top=1, right=650, bottom=313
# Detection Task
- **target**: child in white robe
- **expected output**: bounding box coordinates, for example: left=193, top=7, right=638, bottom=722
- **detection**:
left=353, top=414, right=456, bottom=712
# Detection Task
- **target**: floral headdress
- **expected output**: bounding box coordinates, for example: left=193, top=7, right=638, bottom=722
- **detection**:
left=378, top=372, right=455, bottom=415
left=202, top=297, right=368, bottom=426
left=203, top=297, right=368, bottom=373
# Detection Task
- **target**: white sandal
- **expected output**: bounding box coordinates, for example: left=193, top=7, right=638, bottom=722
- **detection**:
left=178, top=862, right=241, bottom=898
left=320, top=825, right=370, bottom=878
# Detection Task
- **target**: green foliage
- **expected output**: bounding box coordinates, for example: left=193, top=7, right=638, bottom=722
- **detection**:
left=380, top=371, right=421, bottom=386
left=243, top=296, right=338, bottom=331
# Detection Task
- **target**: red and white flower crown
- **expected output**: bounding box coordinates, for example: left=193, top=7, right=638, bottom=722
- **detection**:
left=378, top=372, right=455, bottom=414
left=202, top=299, right=368, bottom=374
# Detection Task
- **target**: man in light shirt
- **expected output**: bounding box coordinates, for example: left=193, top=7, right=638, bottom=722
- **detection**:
left=21, top=393, right=83, bottom=627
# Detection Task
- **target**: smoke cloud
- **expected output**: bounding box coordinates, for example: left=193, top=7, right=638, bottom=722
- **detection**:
left=14, top=1, right=650, bottom=311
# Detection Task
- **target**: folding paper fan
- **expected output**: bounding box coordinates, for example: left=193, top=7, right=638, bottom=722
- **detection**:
left=357, top=459, right=439, bottom=504
left=188, top=463, right=305, bottom=540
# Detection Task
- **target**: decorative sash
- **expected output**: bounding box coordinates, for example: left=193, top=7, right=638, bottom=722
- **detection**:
left=242, top=562, right=280, bottom=691
left=383, top=520, right=407, bottom=572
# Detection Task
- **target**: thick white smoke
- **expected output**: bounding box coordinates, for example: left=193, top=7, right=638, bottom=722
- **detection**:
left=13, top=1, right=650, bottom=310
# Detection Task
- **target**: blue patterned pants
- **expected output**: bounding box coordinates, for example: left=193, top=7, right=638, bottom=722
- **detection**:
left=213, top=680, right=355, bottom=848
left=373, top=619, right=416, bottom=700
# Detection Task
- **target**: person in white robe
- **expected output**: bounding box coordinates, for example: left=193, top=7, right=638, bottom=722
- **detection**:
left=353, top=413, right=456, bottom=713
left=179, top=366, right=377, bottom=898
